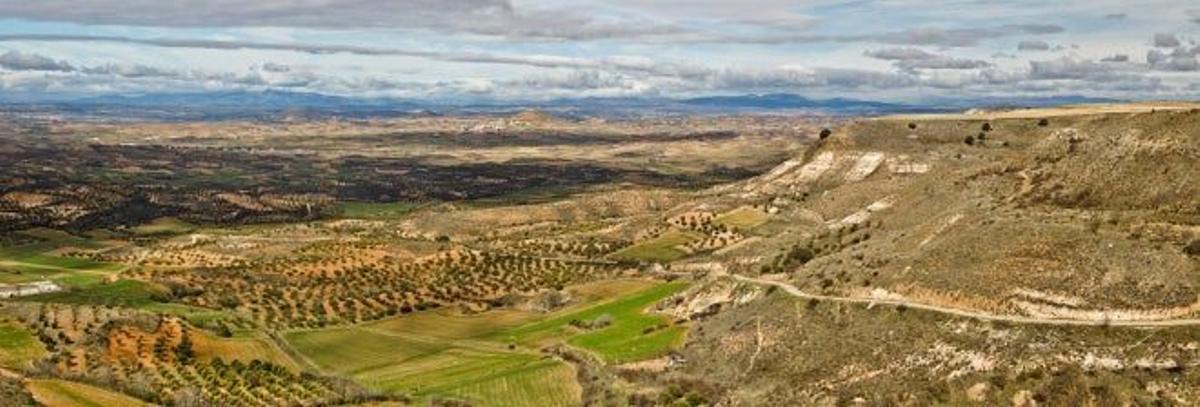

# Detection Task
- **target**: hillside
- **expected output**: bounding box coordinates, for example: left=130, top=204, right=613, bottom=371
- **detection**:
left=654, top=103, right=1200, bottom=404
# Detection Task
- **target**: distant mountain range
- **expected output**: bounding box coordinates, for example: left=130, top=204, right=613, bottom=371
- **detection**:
left=680, top=93, right=906, bottom=111
left=0, top=89, right=1123, bottom=120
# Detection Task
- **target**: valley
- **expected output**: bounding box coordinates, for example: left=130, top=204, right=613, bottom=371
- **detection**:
left=1, top=103, right=1198, bottom=405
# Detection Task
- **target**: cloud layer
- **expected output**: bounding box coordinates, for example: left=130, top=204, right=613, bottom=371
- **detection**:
left=1, top=1, right=1199, bottom=102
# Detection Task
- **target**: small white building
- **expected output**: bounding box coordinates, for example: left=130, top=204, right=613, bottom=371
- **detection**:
left=0, top=280, right=62, bottom=298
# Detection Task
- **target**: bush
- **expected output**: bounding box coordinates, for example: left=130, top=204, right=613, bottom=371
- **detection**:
left=819, top=128, right=832, bottom=139
left=982, top=122, right=992, bottom=132
left=907, top=122, right=917, bottom=130
left=963, top=135, right=976, bottom=145
left=1038, top=118, right=1050, bottom=126
left=1185, top=240, right=1200, bottom=256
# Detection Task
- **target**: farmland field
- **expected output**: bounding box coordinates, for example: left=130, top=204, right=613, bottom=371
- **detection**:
left=132, top=217, right=196, bottom=235
left=338, top=201, right=421, bottom=219
left=23, top=279, right=166, bottom=307
left=281, top=280, right=685, bottom=405
left=612, top=230, right=703, bottom=262
left=713, top=206, right=769, bottom=230
left=490, top=281, right=688, bottom=362
left=0, top=321, right=46, bottom=369
left=26, top=379, right=151, bottom=407
left=190, top=330, right=303, bottom=372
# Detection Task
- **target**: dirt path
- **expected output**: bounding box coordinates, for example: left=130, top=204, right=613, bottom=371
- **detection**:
left=731, top=274, right=1200, bottom=328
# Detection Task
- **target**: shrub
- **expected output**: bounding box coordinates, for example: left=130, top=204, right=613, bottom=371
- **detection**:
left=907, top=122, right=917, bottom=129
left=963, top=135, right=976, bottom=145
left=1185, top=239, right=1200, bottom=256
left=1038, top=118, right=1050, bottom=126
left=819, top=128, right=832, bottom=139
left=982, top=122, right=992, bottom=132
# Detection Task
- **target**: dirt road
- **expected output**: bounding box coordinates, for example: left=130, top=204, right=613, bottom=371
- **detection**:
left=731, top=274, right=1200, bottom=328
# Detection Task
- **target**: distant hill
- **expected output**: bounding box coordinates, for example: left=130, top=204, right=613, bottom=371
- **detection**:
left=681, top=93, right=907, bottom=111
left=70, top=90, right=412, bottom=110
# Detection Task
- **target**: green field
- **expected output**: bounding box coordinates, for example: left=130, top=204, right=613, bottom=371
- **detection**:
left=713, top=206, right=769, bottom=230
left=0, top=239, right=123, bottom=285
left=490, top=281, right=688, bottom=363
left=284, top=280, right=686, bottom=405
left=0, top=321, right=46, bottom=369
left=26, top=379, right=151, bottom=407
left=132, top=217, right=196, bottom=235
left=286, top=327, right=578, bottom=406
left=365, top=308, right=539, bottom=340
left=338, top=202, right=421, bottom=219
left=611, top=230, right=702, bottom=262
left=24, top=279, right=167, bottom=307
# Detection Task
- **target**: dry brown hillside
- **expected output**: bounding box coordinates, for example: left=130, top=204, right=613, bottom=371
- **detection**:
left=716, top=103, right=1200, bottom=317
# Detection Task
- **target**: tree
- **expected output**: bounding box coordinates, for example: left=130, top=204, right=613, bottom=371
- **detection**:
left=178, top=333, right=196, bottom=364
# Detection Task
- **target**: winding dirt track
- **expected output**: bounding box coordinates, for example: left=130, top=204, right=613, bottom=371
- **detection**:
left=731, top=274, right=1200, bottom=328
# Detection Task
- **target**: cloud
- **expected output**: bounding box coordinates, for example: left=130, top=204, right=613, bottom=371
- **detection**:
left=261, top=62, right=291, bottom=73
left=0, top=34, right=713, bottom=79
left=863, top=47, right=991, bottom=70
left=1100, top=54, right=1129, bottom=62
left=0, top=1, right=687, bottom=42
left=1104, top=13, right=1127, bottom=20
left=1017, top=40, right=1051, bottom=51
left=0, top=50, right=323, bottom=89
left=723, top=24, right=1065, bottom=47
left=1147, top=48, right=1200, bottom=71
left=1189, top=9, right=1200, bottom=24
left=0, top=51, right=73, bottom=71
left=1154, top=33, right=1181, bottom=48
left=1028, top=57, right=1141, bottom=80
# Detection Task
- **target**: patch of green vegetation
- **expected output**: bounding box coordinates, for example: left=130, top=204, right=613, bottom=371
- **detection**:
left=713, top=206, right=769, bottom=230
left=286, top=328, right=451, bottom=375
left=491, top=281, right=688, bottom=363
left=286, top=327, right=578, bottom=406
left=26, top=379, right=151, bottom=407
left=0, top=266, right=61, bottom=284
left=23, top=279, right=167, bottom=308
left=132, top=217, right=196, bottom=236
left=0, top=322, right=46, bottom=369
left=15, top=229, right=106, bottom=250
left=365, top=308, right=538, bottom=340
left=0, top=241, right=123, bottom=284
left=611, top=230, right=702, bottom=262
left=373, top=351, right=577, bottom=407
left=0, top=247, right=120, bottom=272
left=338, top=202, right=421, bottom=219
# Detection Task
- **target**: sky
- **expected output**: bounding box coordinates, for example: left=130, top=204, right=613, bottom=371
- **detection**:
left=0, top=0, right=1198, bottom=103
